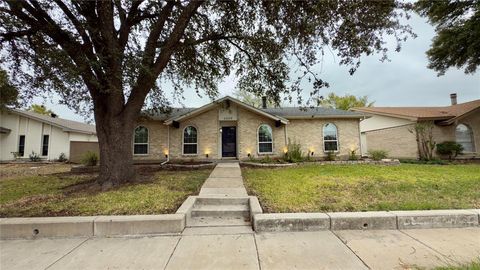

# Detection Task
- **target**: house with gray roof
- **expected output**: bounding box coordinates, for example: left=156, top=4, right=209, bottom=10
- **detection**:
left=133, top=96, right=365, bottom=161
left=0, top=109, right=97, bottom=162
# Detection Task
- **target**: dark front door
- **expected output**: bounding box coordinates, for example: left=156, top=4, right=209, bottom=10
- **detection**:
left=222, top=126, right=237, bottom=157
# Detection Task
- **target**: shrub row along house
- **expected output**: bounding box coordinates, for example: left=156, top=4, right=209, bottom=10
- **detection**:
left=353, top=94, right=479, bottom=159
left=134, top=96, right=364, bottom=162
left=0, top=109, right=97, bottom=162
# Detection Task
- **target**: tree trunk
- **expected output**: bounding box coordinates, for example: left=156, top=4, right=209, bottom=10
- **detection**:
left=95, top=112, right=136, bottom=189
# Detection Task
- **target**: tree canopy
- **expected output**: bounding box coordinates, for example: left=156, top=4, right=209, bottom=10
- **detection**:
left=415, top=0, right=480, bottom=75
left=0, top=69, right=18, bottom=110
left=0, top=0, right=414, bottom=185
left=320, top=92, right=374, bottom=110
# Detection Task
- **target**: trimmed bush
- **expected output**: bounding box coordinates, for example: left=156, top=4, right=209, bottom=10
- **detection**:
left=81, top=151, right=98, bottom=166
left=369, top=150, right=388, bottom=161
left=348, top=149, right=359, bottom=161
left=436, top=141, right=463, bottom=160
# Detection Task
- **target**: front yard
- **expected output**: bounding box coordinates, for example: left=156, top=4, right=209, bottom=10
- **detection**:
left=0, top=164, right=211, bottom=217
left=243, top=164, right=480, bottom=213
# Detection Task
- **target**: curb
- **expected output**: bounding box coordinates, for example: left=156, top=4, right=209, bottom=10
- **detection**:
left=253, top=209, right=480, bottom=232
left=0, top=214, right=185, bottom=240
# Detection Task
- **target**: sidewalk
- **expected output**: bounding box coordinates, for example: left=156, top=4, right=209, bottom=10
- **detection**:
left=1, top=227, right=479, bottom=269
left=198, top=162, right=248, bottom=197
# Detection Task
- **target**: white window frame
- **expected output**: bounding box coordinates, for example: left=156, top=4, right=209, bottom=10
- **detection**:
left=183, top=125, right=198, bottom=155
left=455, top=123, right=476, bottom=153
left=323, top=123, right=339, bottom=152
left=257, top=124, right=274, bottom=154
left=133, top=126, right=149, bottom=155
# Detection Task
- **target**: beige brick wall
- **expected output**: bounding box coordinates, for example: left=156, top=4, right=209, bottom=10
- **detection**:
left=287, top=119, right=361, bottom=159
left=133, top=118, right=169, bottom=161
left=365, top=124, right=418, bottom=159
left=169, top=107, right=219, bottom=160
left=237, top=107, right=286, bottom=159
left=133, top=106, right=364, bottom=161
left=432, top=109, right=479, bottom=156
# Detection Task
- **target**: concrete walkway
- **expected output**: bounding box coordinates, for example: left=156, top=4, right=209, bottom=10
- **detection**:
left=199, top=162, right=248, bottom=197
left=2, top=228, right=479, bottom=269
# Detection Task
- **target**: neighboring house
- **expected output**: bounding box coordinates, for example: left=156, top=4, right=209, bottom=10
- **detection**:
left=133, top=96, right=364, bottom=161
left=353, top=94, right=479, bottom=159
left=0, top=109, right=97, bottom=162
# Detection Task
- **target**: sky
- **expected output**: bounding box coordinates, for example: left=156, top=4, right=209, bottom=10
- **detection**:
left=32, top=13, right=479, bottom=123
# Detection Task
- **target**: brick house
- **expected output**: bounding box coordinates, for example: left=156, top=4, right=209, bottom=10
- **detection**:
left=133, top=96, right=364, bottom=162
left=353, top=94, right=479, bottom=159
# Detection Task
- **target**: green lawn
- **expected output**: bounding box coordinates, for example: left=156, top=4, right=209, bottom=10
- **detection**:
left=0, top=166, right=210, bottom=217
left=242, top=164, right=480, bottom=213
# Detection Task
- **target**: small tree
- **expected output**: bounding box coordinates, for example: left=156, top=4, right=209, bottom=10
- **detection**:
left=410, top=122, right=436, bottom=160
left=29, top=104, right=55, bottom=116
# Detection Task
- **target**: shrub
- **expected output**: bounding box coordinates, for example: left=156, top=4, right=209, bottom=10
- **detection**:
left=369, top=150, right=388, bottom=161
left=325, top=151, right=336, bottom=161
left=284, top=139, right=304, bottom=163
left=29, top=151, right=41, bottom=162
left=10, top=152, right=20, bottom=159
left=57, top=153, right=67, bottom=162
left=348, top=149, right=359, bottom=161
left=436, top=141, right=463, bottom=160
left=81, top=151, right=98, bottom=166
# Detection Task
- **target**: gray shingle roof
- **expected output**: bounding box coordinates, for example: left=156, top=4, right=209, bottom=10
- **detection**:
left=261, top=107, right=364, bottom=118
left=142, top=108, right=197, bottom=121
left=12, top=109, right=96, bottom=134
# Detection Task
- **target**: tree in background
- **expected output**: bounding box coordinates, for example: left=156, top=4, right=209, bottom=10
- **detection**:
left=233, top=88, right=273, bottom=108
left=415, top=0, right=480, bottom=75
left=28, top=104, right=55, bottom=116
left=320, top=93, right=374, bottom=110
left=0, top=69, right=18, bottom=110
left=0, top=1, right=413, bottom=187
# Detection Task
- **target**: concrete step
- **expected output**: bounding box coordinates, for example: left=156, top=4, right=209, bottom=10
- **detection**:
left=194, top=197, right=249, bottom=206
left=182, top=226, right=253, bottom=235
left=187, top=217, right=251, bottom=227
left=191, top=204, right=250, bottom=218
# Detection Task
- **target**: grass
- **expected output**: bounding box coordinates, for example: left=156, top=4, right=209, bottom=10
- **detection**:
left=431, top=261, right=480, bottom=270
left=0, top=165, right=211, bottom=217
left=242, top=164, right=480, bottom=213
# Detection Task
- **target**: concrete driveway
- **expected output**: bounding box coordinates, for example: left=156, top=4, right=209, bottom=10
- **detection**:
left=2, top=227, right=479, bottom=270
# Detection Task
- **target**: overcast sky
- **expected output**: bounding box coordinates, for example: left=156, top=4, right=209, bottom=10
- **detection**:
left=33, top=13, right=479, bottom=123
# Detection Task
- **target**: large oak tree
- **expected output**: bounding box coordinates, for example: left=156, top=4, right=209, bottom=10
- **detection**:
left=0, top=0, right=413, bottom=187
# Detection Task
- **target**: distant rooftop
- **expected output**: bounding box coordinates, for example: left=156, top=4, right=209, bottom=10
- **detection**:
left=9, top=109, right=96, bottom=134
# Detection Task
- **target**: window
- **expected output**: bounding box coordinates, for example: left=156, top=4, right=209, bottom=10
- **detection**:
left=258, top=124, right=273, bottom=153
left=18, top=135, right=25, bottom=156
left=133, top=126, right=148, bottom=155
left=323, top=123, right=338, bottom=152
left=183, top=126, right=198, bottom=154
left=42, top=135, right=49, bottom=156
left=456, top=124, right=475, bottom=152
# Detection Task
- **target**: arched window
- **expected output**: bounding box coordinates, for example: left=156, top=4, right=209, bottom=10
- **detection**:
left=133, top=126, right=148, bottom=155
left=323, top=123, right=338, bottom=152
left=183, top=126, right=198, bottom=154
left=456, top=124, right=475, bottom=152
left=258, top=124, right=273, bottom=153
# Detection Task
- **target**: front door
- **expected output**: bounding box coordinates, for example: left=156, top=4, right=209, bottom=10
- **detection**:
left=222, top=126, right=237, bottom=158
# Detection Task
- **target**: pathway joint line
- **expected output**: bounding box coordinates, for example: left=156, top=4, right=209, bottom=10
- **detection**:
left=163, top=235, right=182, bottom=270
left=398, top=230, right=458, bottom=265
left=44, top=237, right=91, bottom=270
left=253, top=234, right=263, bottom=270
left=331, top=230, right=372, bottom=270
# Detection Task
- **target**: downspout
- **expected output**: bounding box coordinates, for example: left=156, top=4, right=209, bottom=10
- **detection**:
left=358, top=117, right=363, bottom=157
left=161, top=125, right=170, bottom=165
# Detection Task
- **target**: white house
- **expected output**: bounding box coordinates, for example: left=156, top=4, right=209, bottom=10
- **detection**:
left=0, top=109, right=98, bottom=162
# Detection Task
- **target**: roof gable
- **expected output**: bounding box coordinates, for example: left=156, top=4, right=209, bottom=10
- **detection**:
left=163, top=96, right=289, bottom=125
